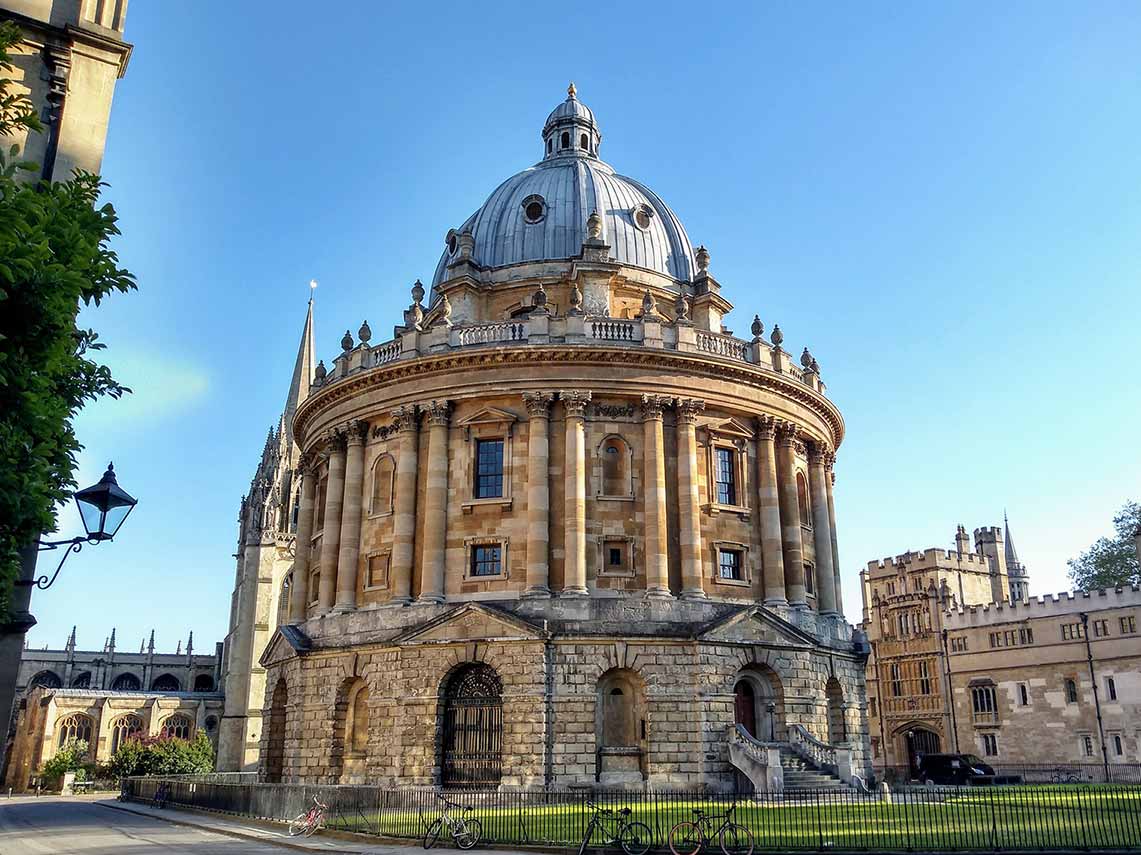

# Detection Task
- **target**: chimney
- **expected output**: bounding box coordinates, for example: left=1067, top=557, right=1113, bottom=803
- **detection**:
left=954, top=525, right=970, bottom=555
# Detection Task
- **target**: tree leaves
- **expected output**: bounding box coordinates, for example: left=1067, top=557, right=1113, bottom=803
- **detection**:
left=1067, top=501, right=1141, bottom=591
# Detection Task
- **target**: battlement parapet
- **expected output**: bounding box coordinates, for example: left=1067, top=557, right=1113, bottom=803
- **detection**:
left=866, top=547, right=992, bottom=574
left=944, top=586, right=1141, bottom=629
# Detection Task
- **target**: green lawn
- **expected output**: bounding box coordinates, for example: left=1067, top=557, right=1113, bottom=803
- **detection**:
left=325, top=786, right=1141, bottom=851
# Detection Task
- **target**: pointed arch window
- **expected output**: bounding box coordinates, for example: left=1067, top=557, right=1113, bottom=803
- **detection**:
left=111, top=673, right=142, bottom=691
left=111, top=715, right=143, bottom=754
left=57, top=713, right=93, bottom=752
left=370, top=454, right=396, bottom=516
left=161, top=714, right=193, bottom=740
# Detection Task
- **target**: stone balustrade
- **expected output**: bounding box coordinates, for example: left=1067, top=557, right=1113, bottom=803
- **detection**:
left=315, top=313, right=828, bottom=397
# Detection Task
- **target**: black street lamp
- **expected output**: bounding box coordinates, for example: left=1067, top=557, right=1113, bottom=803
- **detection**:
left=25, top=463, right=137, bottom=590
left=766, top=701, right=776, bottom=742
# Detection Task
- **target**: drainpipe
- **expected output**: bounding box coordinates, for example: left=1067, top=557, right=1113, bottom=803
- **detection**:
left=542, top=623, right=554, bottom=788
left=1079, top=613, right=1110, bottom=782
left=941, top=629, right=960, bottom=753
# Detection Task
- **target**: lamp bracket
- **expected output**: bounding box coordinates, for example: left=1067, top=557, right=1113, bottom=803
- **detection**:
left=26, top=535, right=106, bottom=590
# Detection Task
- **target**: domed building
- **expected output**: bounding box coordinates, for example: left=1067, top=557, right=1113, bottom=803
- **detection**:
left=248, top=85, right=871, bottom=791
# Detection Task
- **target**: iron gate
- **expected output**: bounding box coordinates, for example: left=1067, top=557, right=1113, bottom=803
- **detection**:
left=441, top=663, right=503, bottom=788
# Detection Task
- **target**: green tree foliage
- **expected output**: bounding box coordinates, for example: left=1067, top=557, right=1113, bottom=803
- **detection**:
left=109, top=732, right=215, bottom=778
left=0, top=22, right=136, bottom=610
left=1067, top=501, right=1141, bottom=591
left=40, top=737, right=88, bottom=782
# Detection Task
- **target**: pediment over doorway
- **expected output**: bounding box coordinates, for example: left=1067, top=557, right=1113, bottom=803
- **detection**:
left=259, top=625, right=312, bottom=668
left=697, top=607, right=815, bottom=648
left=392, top=603, right=548, bottom=645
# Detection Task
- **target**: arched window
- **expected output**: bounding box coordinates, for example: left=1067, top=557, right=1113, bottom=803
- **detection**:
left=597, top=669, right=643, bottom=749
left=440, top=663, right=503, bottom=788
left=161, top=714, right=193, bottom=740
left=600, top=436, right=631, bottom=497
left=546, top=138, right=553, bottom=154
left=826, top=677, right=846, bottom=744
left=346, top=682, right=370, bottom=756
left=70, top=672, right=91, bottom=689
left=193, top=674, right=215, bottom=692
left=560, top=131, right=570, bottom=149
left=266, top=679, right=288, bottom=783
left=57, top=713, right=93, bottom=751
left=151, top=673, right=181, bottom=692
left=29, top=670, right=62, bottom=690
left=580, top=133, right=588, bottom=150
left=1065, top=678, right=1079, bottom=704
left=796, top=472, right=811, bottom=527
left=111, top=714, right=143, bottom=754
left=370, top=454, right=395, bottom=515
left=111, top=673, right=142, bottom=691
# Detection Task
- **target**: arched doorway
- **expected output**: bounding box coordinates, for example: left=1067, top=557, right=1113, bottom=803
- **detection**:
left=902, top=726, right=940, bottom=777
left=734, top=666, right=782, bottom=742
left=825, top=677, right=846, bottom=744
left=440, top=663, right=502, bottom=788
left=265, top=678, right=288, bottom=783
left=596, top=668, right=646, bottom=784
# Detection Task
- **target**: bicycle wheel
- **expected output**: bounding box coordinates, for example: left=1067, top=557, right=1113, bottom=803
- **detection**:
left=303, top=811, right=323, bottom=837
left=719, top=822, right=753, bottom=855
left=669, top=821, right=703, bottom=855
left=456, top=818, right=482, bottom=850
left=423, top=818, right=443, bottom=849
left=620, top=821, right=652, bottom=855
left=288, top=813, right=311, bottom=837
left=577, top=821, right=595, bottom=855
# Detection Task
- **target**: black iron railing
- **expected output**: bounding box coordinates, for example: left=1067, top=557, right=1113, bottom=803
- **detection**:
left=120, top=777, right=1141, bottom=851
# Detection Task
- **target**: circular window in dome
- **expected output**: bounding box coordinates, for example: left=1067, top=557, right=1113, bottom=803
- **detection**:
left=446, top=229, right=459, bottom=256
left=522, top=195, right=546, bottom=225
left=633, top=204, right=655, bottom=230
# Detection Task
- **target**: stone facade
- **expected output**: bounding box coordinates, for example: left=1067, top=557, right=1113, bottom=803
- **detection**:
left=4, top=686, right=223, bottom=791
left=245, top=87, right=870, bottom=790
left=0, top=0, right=132, bottom=181
left=862, top=523, right=1141, bottom=775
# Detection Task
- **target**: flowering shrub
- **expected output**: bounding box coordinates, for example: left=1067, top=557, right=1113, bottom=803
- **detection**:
left=39, top=738, right=89, bottom=784
left=110, top=731, right=214, bottom=777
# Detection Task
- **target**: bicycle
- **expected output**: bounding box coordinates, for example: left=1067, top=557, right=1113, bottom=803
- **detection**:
left=288, top=796, right=328, bottom=837
left=423, top=794, right=482, bottom=850
left=669, top=802, right=754, bottom=855
left=577, top=800, right=652, bottom=855
left=1050, top=770, right=1082, bottom=785
left=152, top=782, right=170, bottom=809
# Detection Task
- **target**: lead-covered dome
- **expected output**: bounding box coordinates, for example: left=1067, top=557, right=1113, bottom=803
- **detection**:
left=432, top=85, right=697, bottom=292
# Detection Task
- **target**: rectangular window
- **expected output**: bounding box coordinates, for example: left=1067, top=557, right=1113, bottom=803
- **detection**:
left=609, top=547, right=622, bottom=567
left=1062, top=622, right=1085, bottom=641
left=1082, top=735, right=1094, bottom=757
left=989, top=632, right=998, bottom=649
left=1107, top=677, right=1118, bottom=701
left=971, top=684, right=998, bottom=724
left=919, top=660, right=932, bottom=695
left=869, top=697, right=878, bottom=718
left=1020, top=626, right=1034, bottom=645
left=714, top=447, right=737, bottom=505
left=718, top=549, right=742, bottom=581
left=890, top=664, right=902, bottom=698
left=1019, top=683, right=1029, bottom=706
left=600, top=539, right=632, bottom=575
left=474, top=438, right=504, bottom=498
left=950, top=636, right=968, bottom=653
left=981, top=733, right=998, bottom=757
left=471, top=544, right=502, bottom=577
left=804, top=563, right=815, bottom=595
left=366, top=553, right=389, bottom=589
left=1121, top=615, right=1137, bottom=634
left=1093, top=619, right=1109, bottom=637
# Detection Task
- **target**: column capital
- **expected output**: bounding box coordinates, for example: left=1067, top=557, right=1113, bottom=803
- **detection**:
left=640, top=394, right=671, bottom=421
left=676, top=398, right=705, bottom=424
left=425, top=399, right=451, bottom=427
left=344, top=420, right=369, bottom=446
left=807, top=439, right=831, bottom=464
left=824, top=451, right=837, bottom=473
left=755, top=414, right=778, bottom=440
left=561, top=390, right=592, bottom=419
left=522, top=391, right=555, bottom=418
left=297, top=450, right=318, bottom=474
left=392, top=404, right=420, bottom=433
left=776, top=420, right=801, bottom=448
left=323, top=426, right=348, bottom=452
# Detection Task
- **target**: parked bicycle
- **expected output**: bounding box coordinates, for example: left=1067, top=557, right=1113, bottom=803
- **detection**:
left=578, top=800, right=651, bottom=855
left=423, top=794, right=482, bottom=850
left=288, top=796, right=328, bottom=837
left=152, top=782, right=170, bottom=809
left=1050, top=770, right=1082, bottom=785
left=669, top=802, right=754, bottom=855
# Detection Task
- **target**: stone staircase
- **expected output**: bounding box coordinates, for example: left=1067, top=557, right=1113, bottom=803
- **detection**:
left=779, top=746, right=847, bottom=792
left=727, top=724, right=857, bottom=794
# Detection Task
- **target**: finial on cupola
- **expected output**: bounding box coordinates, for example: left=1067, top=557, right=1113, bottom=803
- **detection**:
left=358, top=320, right=371, bottom=345
left=770, top=324, right=784, bottom=348
left=568, top=81, right=577, bottom=99
left=340, top=330, right=354, bottom=352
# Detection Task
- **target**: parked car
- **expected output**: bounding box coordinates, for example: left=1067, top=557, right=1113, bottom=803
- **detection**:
left=915, top=753, right=996, bottom=785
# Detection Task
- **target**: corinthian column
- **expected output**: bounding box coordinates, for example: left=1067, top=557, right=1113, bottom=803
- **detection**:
left=289, top=453, right=317, bottom=622
left=389, top=405, right=419, bottom=603
left=755, top=417, right=786, bottom=606
left=419, top=401, right=451, bottom=603
left=334, top=422, right=368, bottom=612
left=776, top=422, right=806, bottom=607
left=677, top=398, right=706, bottom=599
left=641, top=395, right=672, bottom=598
left=807, top=441, right=838, bottom=615
left=523, top=392, right=554, bottom=597
left=317, top=429, right=347, bottom=614
left=825, top=454, right=844, bottom=616
left=561, top=391, right=591, bottom=596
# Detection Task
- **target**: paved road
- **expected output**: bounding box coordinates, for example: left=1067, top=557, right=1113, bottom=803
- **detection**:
left=0, top=796, right=307, bottom=854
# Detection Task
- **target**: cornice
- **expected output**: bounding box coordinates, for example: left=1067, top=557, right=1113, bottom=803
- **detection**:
left=295, top=346, right=844, bottom=451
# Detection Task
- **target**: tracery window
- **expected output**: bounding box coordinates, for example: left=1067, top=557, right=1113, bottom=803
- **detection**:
left=111, top=714, right=143, bottom=754
left=161, top=714, right=193, bottom=740
left=971, top=683, right=998, bottom=724
left=111, top=673, right=142, bottom=691
left=57, top=714, right=93, bottom=751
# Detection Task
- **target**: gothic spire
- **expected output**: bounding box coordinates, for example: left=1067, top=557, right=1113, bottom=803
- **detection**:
left=108, top=627, right=116, bottom=653
left=147, top=629, right=155, bottom=655
left=65, top=626, right=76, bottom=653
left=1004, top=511, right=1022, bottom=569
left=282, top=296, right=316, bottom=441
left=186, top=631, right=194, bottom=657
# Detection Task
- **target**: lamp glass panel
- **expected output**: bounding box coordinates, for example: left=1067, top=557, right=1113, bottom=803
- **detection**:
left=77, top=499, right=106, bottom=538
left=103, top=503, right=133, bottom=539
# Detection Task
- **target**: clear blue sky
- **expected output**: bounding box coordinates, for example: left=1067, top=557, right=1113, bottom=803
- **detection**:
left=28, top=2, right=1141, bottom=652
